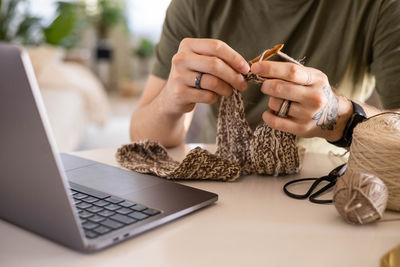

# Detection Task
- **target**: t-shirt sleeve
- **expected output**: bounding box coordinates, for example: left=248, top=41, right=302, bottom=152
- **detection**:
left=152, top=0, right=197, bottom=80
left=371, top=0, right=400, bottom=109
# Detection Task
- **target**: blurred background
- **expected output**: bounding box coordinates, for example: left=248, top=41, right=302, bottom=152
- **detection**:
left=0, top=0, right=171, bottom=151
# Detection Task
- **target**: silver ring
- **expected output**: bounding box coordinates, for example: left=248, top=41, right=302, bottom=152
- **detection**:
left=195, top=72, right=204, bottom=89
left=278, top=99, right=291, bottom=118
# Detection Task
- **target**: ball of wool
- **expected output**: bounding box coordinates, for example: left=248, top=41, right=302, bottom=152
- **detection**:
left=333, top=170, right=388, bottom=225
left=348, top=113, right=400, bottom=211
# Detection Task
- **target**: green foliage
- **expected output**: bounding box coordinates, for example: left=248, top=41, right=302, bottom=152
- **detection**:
left=43, top=1, right=86, bottom=49
left=0, top=0, right=127, bottom=48
left=94, top=0, right=127, bottom=39
left=0, top=0, right=43, bottom=45
left=134, top=38, right=154, bottom=59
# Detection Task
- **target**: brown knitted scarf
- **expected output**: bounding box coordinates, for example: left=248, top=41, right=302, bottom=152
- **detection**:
left=116, top=44, right=300, bottom=181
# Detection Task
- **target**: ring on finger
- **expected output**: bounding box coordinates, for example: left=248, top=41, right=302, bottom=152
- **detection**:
left=195, top=72, right=204, bottom=89
left=277, top=99, right=292, bottom=118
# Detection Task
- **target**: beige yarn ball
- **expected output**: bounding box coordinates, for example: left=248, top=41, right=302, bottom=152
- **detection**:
left=333, top=171, right=388, bottom=225
left=348, top=113, right=400, bottom=211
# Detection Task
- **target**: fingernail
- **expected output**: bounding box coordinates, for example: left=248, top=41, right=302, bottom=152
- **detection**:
left=240, top=61, right=250, bottom=74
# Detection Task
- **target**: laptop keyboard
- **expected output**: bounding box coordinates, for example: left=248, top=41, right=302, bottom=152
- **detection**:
left=69, top=183, right=161, bottom=239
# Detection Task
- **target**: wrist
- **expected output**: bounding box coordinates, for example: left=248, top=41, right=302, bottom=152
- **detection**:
left=154, top=89, right=186, bottom=121
left=325, top=96, right=353, bottom=142
left=328, top=99, right=367, bottom=147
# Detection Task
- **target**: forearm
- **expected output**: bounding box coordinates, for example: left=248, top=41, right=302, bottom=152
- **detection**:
left=359, top=102, right=399, bottom=117
left=130, top=95, right=189, bottom=148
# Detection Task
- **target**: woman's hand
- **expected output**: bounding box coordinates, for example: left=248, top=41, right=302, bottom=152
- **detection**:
left=250, top=61, right=353, bottom=142
left=158, top=38, right=250, bottom=118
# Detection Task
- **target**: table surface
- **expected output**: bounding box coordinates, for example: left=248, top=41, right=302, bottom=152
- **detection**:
left=1, top=144, right=399, bottom=267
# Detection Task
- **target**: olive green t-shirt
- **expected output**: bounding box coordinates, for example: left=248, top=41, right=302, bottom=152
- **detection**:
left=152, top=0, right=400, bottom=147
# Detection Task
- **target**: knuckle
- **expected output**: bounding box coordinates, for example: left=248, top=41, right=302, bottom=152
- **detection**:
left=312, top=93, right=326, bottom=109
left=170, top=69, right=185, bottom=83
left=317, top=72, right=328, bottom=83
left=211, top=39, right=225, bottom=53
left=179, top=38, right=192, bottom=49
left=171, top=52, right=185, bottom=66
left=209, top=57, right=222, bottom=73
left=270, top=81, right=282, bottom=95
left=289, top=65, right=299, bottom=80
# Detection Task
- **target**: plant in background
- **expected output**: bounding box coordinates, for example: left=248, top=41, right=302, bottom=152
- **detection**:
left=91, top=0, right=127, bottom=40
left=44, top=1, right=87, bottom=50
left=0, top=0, right=43, bottom=45
left=0, top=0, right=86, bottom=49
left=134, top=38, right=154, bottom=59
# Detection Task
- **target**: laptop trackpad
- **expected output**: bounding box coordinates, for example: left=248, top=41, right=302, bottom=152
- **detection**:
left=66, top=163, right=164, bottom=196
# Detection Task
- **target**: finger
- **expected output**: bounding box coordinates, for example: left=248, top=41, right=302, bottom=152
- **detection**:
left=176, top=52, right=247, bottom=91
left=261, top=79, right=310, bottom=103
left=262, top=109, right=305, bottom=134
left=182, top=87, right=219, bottom=105
left=251, top=61, right=316, bottom=85
left=267, top=97, right=308, bottom=119
left=179, top=38, right=250, bottom=74
left=186, top=71, right=233, bottom=97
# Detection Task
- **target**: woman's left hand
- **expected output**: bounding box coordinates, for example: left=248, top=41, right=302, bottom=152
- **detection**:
left=250, top=61, right=353, bottom=142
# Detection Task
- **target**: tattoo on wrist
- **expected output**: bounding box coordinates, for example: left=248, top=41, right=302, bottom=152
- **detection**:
left=312, top=86, right=339, bottom=130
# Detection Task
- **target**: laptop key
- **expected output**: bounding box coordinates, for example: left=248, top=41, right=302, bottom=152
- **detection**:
left=76, top=202, right=92, bottom=209
left=87, top=206, right=103, bottom=213
left=88, top=215, right=106, bottom=223
left=93, top=200, right=109, bottom=207
left=83, top=196, right=98, bottom=203
left=73, top=193, right=89, bottom=200
left=83, top=221, right=99, bottom=230
left=119, top=201, right=135, bottom=208
left=128, top=211, right=149, bottom=221
left=105, top=197, right=124, bottom=204
left=143, top=208, right=161, bottom=216
left=104, top=204, right=120, bottom=211
left=69, top=183, right=110, bottom=199
left=98, top=210, right=115, bottom=217
left=74, top=199, right=82, bottom=205
left=131, top=204, right=147, bottom=211
left=116, top=208, right=132, bottom=215
left=79, top=210, right=94, bottom=219
left=93, top=226, right=111, bottom=235
left=111, top=214, right=137, bottom=225
left=85, top=230, right=98, bottom=239
left=101, top=219, right=124, bottom=230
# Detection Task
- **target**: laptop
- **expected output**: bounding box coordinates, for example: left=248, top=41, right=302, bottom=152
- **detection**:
left=0, top=43, right=218, bottom=252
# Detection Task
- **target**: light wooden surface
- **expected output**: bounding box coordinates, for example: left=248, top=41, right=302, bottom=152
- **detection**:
left=1, top=144, right=399, bottom=267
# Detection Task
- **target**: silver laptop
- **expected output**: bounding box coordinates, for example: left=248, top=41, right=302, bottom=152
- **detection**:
left=0, top=43, right=218, bottom=252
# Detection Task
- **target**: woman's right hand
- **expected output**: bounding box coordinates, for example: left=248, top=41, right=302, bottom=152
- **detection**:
left=158, top=38, right=250, bottom=117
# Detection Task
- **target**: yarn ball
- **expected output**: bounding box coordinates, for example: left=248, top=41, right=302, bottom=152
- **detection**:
left=333, top=170, right=388, bottom=225
left=348, top=113, right=400, bottom=211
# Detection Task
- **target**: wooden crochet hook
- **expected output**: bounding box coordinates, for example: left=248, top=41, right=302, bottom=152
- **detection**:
left=248, top=44, right=284, bottom=66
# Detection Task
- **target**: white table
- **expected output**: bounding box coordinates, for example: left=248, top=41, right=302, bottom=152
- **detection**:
left=1, top=144, right=399, bottom=267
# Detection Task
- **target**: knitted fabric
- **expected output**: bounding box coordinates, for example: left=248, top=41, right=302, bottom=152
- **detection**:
left=116, top=45, right=300, bottom=181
